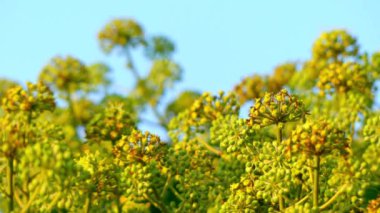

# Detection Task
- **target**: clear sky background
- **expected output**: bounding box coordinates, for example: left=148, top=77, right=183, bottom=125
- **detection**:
left=1, top=1, right=380, bottom=136
left=1, top=1, right=380, bottom=93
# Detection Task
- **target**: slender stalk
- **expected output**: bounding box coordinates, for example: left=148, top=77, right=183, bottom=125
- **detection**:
left=85, top=192, right=92, bottom=213
left=125, top=47, right=141, bottom=80
left=152, top=107, right=168, bottom=130
left=124, top=46, right=169, bottom=131
left=198, top=138, right=223, bottom=157
left=116, top=195, right=122, bottom=213
left=67, top=92, right=79, bottom=139
left=67, top=92, right=77, bottom=126
left=169, top=185, right=185, bottom=202
left=320, top=184, right=348, bottom=211
left=312, top=155, right=320, bottom=211
left=295, top=192, right=311, bottom=206
left=279, top=195, right=284, bottom=212
left=144, top=193, right=168, bottom=213
left=46, top=192, right=61, bottom=211
left=161, top=175, right=171, bottom=198
left=277, top=125, right=283, bottom=144
left=8, top=156, right=14, bottom=212
left=276, top=125, right=285, bottom=212
left=152, top=188, right=169, bottom=213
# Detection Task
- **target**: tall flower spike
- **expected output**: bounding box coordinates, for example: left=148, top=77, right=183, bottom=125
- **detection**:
left=247, top=89, right=308, bottom=129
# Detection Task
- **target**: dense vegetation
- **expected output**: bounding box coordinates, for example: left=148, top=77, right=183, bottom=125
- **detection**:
left=1, top=18, right=380, bottom=213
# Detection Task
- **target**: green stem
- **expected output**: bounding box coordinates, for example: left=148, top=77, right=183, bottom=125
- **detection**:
left=116, top=194, right=122, bottom=213
left=125, top=47, right=141, bottom=80
left=313, top=155, right=320, bottom=212
left=152, top=107, right=168, bottom=130
left=279, top=195, right=284, bottom=212
left=8, top=156, right=14, bottom=212
left=67, top=92, right=79, bottom=138
left=144, top=193, right=168, bottom=213
left=198, top=138, right=223, bottom=157
left=319, top=184, right=347, bottom=211
left=277, top=125, right=285, bottom=212
left=161, top=175, right=171, bottom=198
left=67, top=93, right=76, bottom=125
left=85, top=192, right=92, bottom=213
left=277, top=125, right=283, bottom=144
left=169, top=185, right=184, bottom=202
left=295, top=192, right=311, bottom=206
left=152, top=188, right=169, bottom=213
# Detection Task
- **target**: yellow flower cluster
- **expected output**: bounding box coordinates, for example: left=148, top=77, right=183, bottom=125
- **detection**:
left=40, top=56, right=89, bottom=92
left=2, top=82, right=55, bottom=114
left=317, top=62, right=371, bottom=95
left=98, top=19, right=144, bottom=52
left=367, top=196, right=380, bottom=213
left=113, top=129, right=164, bottom=165
left=312, top=30, right=359, bottom=62
left=234, top=75, right=265, bottom=104
left=234, top=63, right=296, bottom=104
left=165, top=90, right=201, bottom=119
left=183, top=91, right=239, bottom=126
left=247, top=89, right=308, bottom=129
left=86, top=102, right=135, bottom=144
left=268, top=63, right=297, bottom=92
left=285, top=120, right=349, bottom=156
left=0, top=79, right=18, bottom=99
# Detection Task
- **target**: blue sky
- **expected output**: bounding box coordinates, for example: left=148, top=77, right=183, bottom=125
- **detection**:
left=1, top=0, right=380, bottom=95
left=1, top=1, right=380, bottom=137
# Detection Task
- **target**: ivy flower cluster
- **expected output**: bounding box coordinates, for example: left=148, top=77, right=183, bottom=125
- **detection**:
left=285, top=119, right=349, bottom=157
left=98, top=19, right=144, bottom=53
left=2, top=82, right=55, bottom=115
left=317, top=62, right=372, bottom=95
left=247, top=89, right=308, bottom=129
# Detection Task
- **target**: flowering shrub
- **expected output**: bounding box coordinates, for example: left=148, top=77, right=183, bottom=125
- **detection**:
left=0, top=19, right=380, bottom=213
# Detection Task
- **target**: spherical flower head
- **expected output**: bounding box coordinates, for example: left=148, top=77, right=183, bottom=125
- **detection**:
left=190, top=91, right=239, bottom=122
left=370, top=52, right=380, bottom=79
left=234, top=75, right=265, bottom=104
left=268, top=62, right=297, bottom=92
left=113, top=129, right=164, bottom=165
left=86, top=102, right=135, bottom=143
left=145, top=36, right=175, bottom=60
left=362, top=115, right=380, bottom=145
left=285, top=119, right=349, bottom=156
left=75, top=150, right=118, bottom=195
left=247, top=89, right=308, bottom=129
left=312, top=30, right=359, bottom=62
left=98, top=19, right=144, bottom=53
left=1, top=81, right=55, bottom=115
left=368, top=196, right=380, bottom=212
left=131, top=59, right=182, bottom=107
left=39, top=56, right=90, bottom=93
left=72, top=99, right=96, bottom=125
left=0, top=79, right=19, bottom=99
left=165, top=90, right=201, bottom=118
left=317, top=62, right=372, bottom=95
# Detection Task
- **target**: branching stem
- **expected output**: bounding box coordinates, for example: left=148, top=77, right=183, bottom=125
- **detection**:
left=320, top=184, right=348, bottom=211
left=277, top=125, right=285, bottom=212
left=8, top=156, right=14, bottom=212
left=312, top=155, right=320, bottom=212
